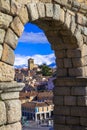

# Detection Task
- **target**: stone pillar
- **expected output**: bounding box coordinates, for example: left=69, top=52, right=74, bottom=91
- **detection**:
left=35, top=113, right=37, bottom=121
left=54, top=77, right=87, bottom=130
left=49, top=112, right=51, bottom=118
left=0, top=81, right=24, bottom=130
left=44, top=113, right=46, bottom=119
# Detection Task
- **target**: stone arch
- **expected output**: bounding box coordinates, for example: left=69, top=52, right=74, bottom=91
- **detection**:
left=0, top=0, right=87, bottom=130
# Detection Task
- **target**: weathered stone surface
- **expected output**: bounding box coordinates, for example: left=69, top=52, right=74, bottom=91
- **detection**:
left=0, top=0, right=10, bottom=13
left=64, top=58, right=72, bottom=68
left=76, top=13, right=87, bottom=26
left=5, top=100, right=21, bottom=123
left=1, top=44, right=15, bottom=65
left=59, top=8, right=65, bottom=23
left=0, top=81, right=24, bottom=91
left=64, top=96, right=76, bottom=106
left=71, top=106, right=87, bottom=117
left=54, top=86, right=70, bottom=96
left=57, top=68, right=67, bottom=77
left=18, top=6, right=29, bottom=24
left=11, top=16, right=24, bottom=37
left=0, top=12, right=13, bottom=29
left=66, top=116, right=80, bottom=125
left=40, top=0, right=52, bottom=2
left=37, top=3, right=45, bottom=18
left=6, top=122, right=22, bottom=130
left=71, top=87, right=86, bottom=96
left=45, top=3, right=53, bottom=17
left=54, top=96, right=64, bottom=105
left=5, top=28, right=18, bottom=49
left=77, top=96, right=87, bottom=106
left=82, top=27, right=87, bottom=36
left=0, top=45, right=3, bottom=59
left=0, top=122, right=21, bottom=130
left=0, top=126, right=5, bottom=130
left=56, top=59, right=64, bottom=68
left=72, top=58, right=83, bottom=67
left=1, top=92, right=19, bottom=100
left=0, top=90, right=2, bottom=93
left=65, top=11, right=71, bottom=28
left=80, top=117, right=87, bottom=126
left=54, top=106, right=70, bottom=116
left=55, top=50, right=66, bottom=58
left=0, top=29, right=5, bottom=44
left=11, top=0, right=22, bottom=15
left=70, top=16, right=76, bottom=34
left=67, top=49, right=81, bottom=58
left=54, top=115, right=65, bottom=124
left=0, top=101, right=6, bottom=125
left=53, top=4, right=60, bottom=20
left=81, top=44, right=87, bottom=56
left=69, top=67, right=84, bottom=77
left=0, top=62, right=14, bottom=82
left=75, top=28, right=83, bottom=47
left=27, top=3, right=39, bottom=21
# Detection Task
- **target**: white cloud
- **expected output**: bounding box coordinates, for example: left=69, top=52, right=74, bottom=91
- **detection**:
left=14, top=53, right=56, bottom=68
left=18, top=31, right=49, bottom=44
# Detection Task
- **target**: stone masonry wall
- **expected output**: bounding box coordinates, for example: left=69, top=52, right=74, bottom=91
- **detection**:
left=0, top=0, right=87, bottom=130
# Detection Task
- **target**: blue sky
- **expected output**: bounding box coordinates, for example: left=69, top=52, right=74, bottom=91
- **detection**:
left=14, top=23, right=56, bottom=68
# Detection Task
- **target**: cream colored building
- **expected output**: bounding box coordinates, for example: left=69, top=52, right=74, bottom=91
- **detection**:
left=22, top=101, right=54, bottom=121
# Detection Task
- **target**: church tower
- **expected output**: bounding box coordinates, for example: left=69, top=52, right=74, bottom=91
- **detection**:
left=28, top=58, right=34, bottom=70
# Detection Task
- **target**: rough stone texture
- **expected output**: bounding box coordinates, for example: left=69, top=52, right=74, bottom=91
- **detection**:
left=0, top=12, right=13, bottom=29
left=5, top=28, right=18, bottom=49
left=0, top=62, right=14, bottom=81
left=0, top=126, right=5, bottom=130
left=0, top=0, right=10, bottom=13
left=53, top=4, right=60, bottom=20
left=11, top=16, right=24, bottom=37
left=0, top=122, right=21, bottom=130
left=0, top=101, right=6, bottom=125
left=45, top=3, right=53, bottom=17
left=1, top=92, right=19, bottom=100
left=18, top=6, right=29, bottom=24
left=5, top=100, right=21, bottom=123
left=27, top=3, right=39, bottom=21
left=64, top=58, right=72, bottom=68
left=6, top=122, right=22, bottom=130
left=64, top=96, right=76, bottom=106
left=1, top=43, right=15, bottom=65
left=0, top=45, right=3, bottom=59
left=11, top=0, right=22, bottom=15
left=0, top=81, right=24, bottom=91
left=37, top=3, right=45, bottom=18
left=59, top=8, right=65, bottom=23
left=0, top=29, right=5, bottom=44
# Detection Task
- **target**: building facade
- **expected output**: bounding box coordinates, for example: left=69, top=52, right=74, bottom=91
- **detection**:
left=22, top=101, right=54, bottom=121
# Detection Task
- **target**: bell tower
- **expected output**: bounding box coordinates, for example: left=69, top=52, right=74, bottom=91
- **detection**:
left=28, top=58, right=34, bottom=70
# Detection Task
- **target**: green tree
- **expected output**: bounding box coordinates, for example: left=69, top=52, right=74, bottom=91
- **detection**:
left=39, top=64, right=52, bottom=76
